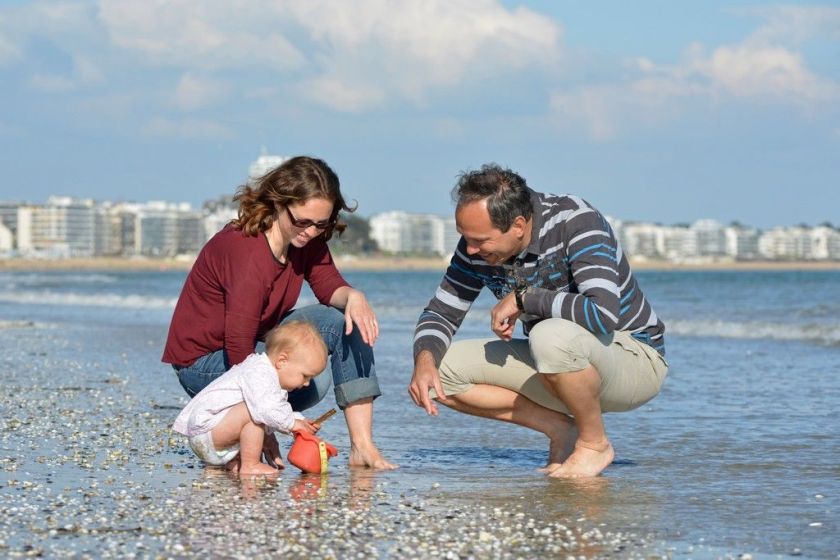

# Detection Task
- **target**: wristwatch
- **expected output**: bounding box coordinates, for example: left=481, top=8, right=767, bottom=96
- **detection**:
left=514, top=284, right=527, bottom=311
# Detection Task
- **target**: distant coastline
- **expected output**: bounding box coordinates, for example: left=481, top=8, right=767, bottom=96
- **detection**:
left=2, top=256, right=840, bottom=272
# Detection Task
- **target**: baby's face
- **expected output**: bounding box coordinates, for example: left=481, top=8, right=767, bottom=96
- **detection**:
left=277, top=347, right=327, bottom=390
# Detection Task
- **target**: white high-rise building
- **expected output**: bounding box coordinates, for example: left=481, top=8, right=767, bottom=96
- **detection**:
left=657, top=226, right=697, bottom=260
left=809, top=226, right=840, bottom=260
left=759, top=227, right=812, bottom=260
left=0, top=221, right=12, bottom=254
left=15, top=197, right=96, bottom=257
left=369, top=211, right=457, bottom=256
left=724, top=225, right=760, bottom=260
left=691, top=219, right=727, bottom=257
left=249, top=147, right=287, bottom=181
left=621, top=222, right=662, bottom=259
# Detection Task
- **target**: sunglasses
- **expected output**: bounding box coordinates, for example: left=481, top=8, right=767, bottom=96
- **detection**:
left=285, top=206, right=335, bottom=230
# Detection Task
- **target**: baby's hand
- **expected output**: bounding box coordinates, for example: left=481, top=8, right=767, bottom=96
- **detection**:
left=292, top=419, right=318, bottom=434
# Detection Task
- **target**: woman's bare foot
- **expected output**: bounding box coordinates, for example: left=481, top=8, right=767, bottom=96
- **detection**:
left=225, top=455, right=241, bottom=475
left=547, top=439, right=614, bottom=478
left=239, top=462, right=280, bottom=477
left=349, top=444, right=398, bottom=470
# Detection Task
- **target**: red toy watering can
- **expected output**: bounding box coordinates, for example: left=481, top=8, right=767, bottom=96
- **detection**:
left=288, top=431, right=338, bottom=474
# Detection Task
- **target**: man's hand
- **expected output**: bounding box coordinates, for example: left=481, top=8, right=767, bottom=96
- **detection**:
left=491, top=292, right=521, bottom=341
left=408, top=351, right=447, bottom=416
left=261, top=432, right=284, bottom=469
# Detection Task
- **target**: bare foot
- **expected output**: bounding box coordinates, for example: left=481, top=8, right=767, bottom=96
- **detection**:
left=349, top=444, right=399, bottom=470
left=239, top=462, right=281, bottom=477
left=538, top=424, right=578, bottom=474
left=547, top=439, right=614, bottom=479
left=225, top=455, right=241, bottom=476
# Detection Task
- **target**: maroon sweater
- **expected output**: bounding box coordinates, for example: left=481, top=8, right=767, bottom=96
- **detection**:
left=162, top=224, right=349, bottom=368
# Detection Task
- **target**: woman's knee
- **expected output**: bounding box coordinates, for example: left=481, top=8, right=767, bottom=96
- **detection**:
left=281, top=305, right=345, bottom=346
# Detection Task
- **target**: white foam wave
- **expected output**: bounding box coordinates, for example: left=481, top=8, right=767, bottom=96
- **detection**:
left=0, top=273, right=118, bottom=285
left=0, top=290, right=177, bottom=310
left=667, top=319, right=840, bottom=346
left=0, top=320, right=37, bottom=329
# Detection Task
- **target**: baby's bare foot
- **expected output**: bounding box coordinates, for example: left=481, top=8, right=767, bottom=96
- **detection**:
left=239, top=463, right=280, bottom=477
left=349, top=444, right=398, bottom=470
left=547, top=439, right=614, bottom=479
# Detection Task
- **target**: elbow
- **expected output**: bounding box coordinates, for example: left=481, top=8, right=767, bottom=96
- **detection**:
left=588, top=299, right=619, bottom=335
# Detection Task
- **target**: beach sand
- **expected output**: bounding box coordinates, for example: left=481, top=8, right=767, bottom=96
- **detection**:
left=0, top=318, right=661, bottom=558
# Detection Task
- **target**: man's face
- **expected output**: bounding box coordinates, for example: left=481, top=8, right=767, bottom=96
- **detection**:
left=455, top=200, right=528, bottom=265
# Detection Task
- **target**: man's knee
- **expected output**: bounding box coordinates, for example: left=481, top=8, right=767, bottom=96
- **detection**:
left=529, top=319, right=594, bottom=373
left=437, top=340, right=479, bottom=396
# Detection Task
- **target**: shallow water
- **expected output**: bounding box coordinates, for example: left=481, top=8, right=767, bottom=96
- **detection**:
left=0, top=269, right=837, bottom=558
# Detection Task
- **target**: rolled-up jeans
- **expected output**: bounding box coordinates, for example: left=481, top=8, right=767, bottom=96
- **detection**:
left=174, top=304, right=381, bottom=411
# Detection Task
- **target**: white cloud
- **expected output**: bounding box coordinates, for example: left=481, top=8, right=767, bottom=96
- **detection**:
left=686, top=43, right=834, bottom=100
left=142, top=117, right=234, bottom=140
left=174, top=73, right=230, bottom=110
left=3, top=0, right=562, bottom=114
left=30, top=73, right=76, bottom=93
left=299, top=76, right=385, bottom=113
left=96, top=0, right=561, bottom=110
left=284, top=1, right=560, bottom=107
left=550, top=8, right=839, bottom=140
left=97, top=0, right=306, bottom=71
left=28, top=55, right=104, bottom=92
left=743, top=5, right=840, bottom=46
left=0, top=24, right=22, bottom=64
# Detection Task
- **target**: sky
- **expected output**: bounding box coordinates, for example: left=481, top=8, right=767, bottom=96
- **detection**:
left=0, top=1, right=838, bottom=228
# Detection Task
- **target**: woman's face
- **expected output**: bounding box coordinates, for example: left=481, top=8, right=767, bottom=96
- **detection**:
left=280, top=197, right=335, bottom=248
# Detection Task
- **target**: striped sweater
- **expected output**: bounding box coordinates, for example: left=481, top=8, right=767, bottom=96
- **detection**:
left=413, top=189, right=665, bottom=366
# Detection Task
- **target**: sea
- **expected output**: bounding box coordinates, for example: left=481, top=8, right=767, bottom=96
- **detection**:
left=0, top=267, right=837, bottom=558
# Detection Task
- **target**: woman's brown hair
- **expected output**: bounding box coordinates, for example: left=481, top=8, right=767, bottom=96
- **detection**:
left=231, top=156, right=353, bottom=240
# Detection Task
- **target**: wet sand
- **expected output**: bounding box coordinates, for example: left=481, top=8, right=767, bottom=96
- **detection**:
left=0, top=320, right=663, bottom=559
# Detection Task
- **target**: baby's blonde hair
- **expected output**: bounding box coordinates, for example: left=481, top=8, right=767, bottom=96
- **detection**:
left=265, top=321, right=328, bottom=361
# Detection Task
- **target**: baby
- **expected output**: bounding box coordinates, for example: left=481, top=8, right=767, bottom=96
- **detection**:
left=172, top=320, right=328, bottom=476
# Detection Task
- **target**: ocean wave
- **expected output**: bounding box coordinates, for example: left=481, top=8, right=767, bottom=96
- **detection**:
left=667, top=319, right=840, bottom=346
left=0, top=273, right=119, bottom=286
left=0, top=320, right=40, bottom=329
left=0, top=290, right=177, bottom=310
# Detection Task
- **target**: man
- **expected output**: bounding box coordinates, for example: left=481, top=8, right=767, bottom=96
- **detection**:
left=408, top=164, right=668, bottom=478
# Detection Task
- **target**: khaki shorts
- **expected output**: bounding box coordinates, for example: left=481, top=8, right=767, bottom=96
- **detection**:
left=437, top=318, right=669, bottom=414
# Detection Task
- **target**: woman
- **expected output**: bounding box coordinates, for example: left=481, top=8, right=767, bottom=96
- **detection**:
left=162, top=155, right=396, bottom=470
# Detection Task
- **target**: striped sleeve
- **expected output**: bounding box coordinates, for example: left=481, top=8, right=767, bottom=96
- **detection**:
left=413, top=238, right=483, bottom=366
left=522, top=204, right=621, bottom=335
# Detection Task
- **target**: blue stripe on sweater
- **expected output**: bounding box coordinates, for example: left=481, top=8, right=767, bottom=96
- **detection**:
left=590, top=301, right=608, bottom=335
left=568, top=243, right=616, bottom=263
left=583, top=298, right=594, bottom=333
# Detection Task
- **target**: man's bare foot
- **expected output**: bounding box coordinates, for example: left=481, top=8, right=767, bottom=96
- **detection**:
left=349, top=444, right=398, bottom=469
left=538, top=424, right=578, bottom=474
left=547, top=439, right=614, bottom=479
left=239, top=462, right=280, bottom=477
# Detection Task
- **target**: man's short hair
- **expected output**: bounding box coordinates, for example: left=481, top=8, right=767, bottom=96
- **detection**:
left=451, top=164, right=532, bottom=232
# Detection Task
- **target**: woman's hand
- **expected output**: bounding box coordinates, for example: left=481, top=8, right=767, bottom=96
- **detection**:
left=332, top=287, right=379, bottom=346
